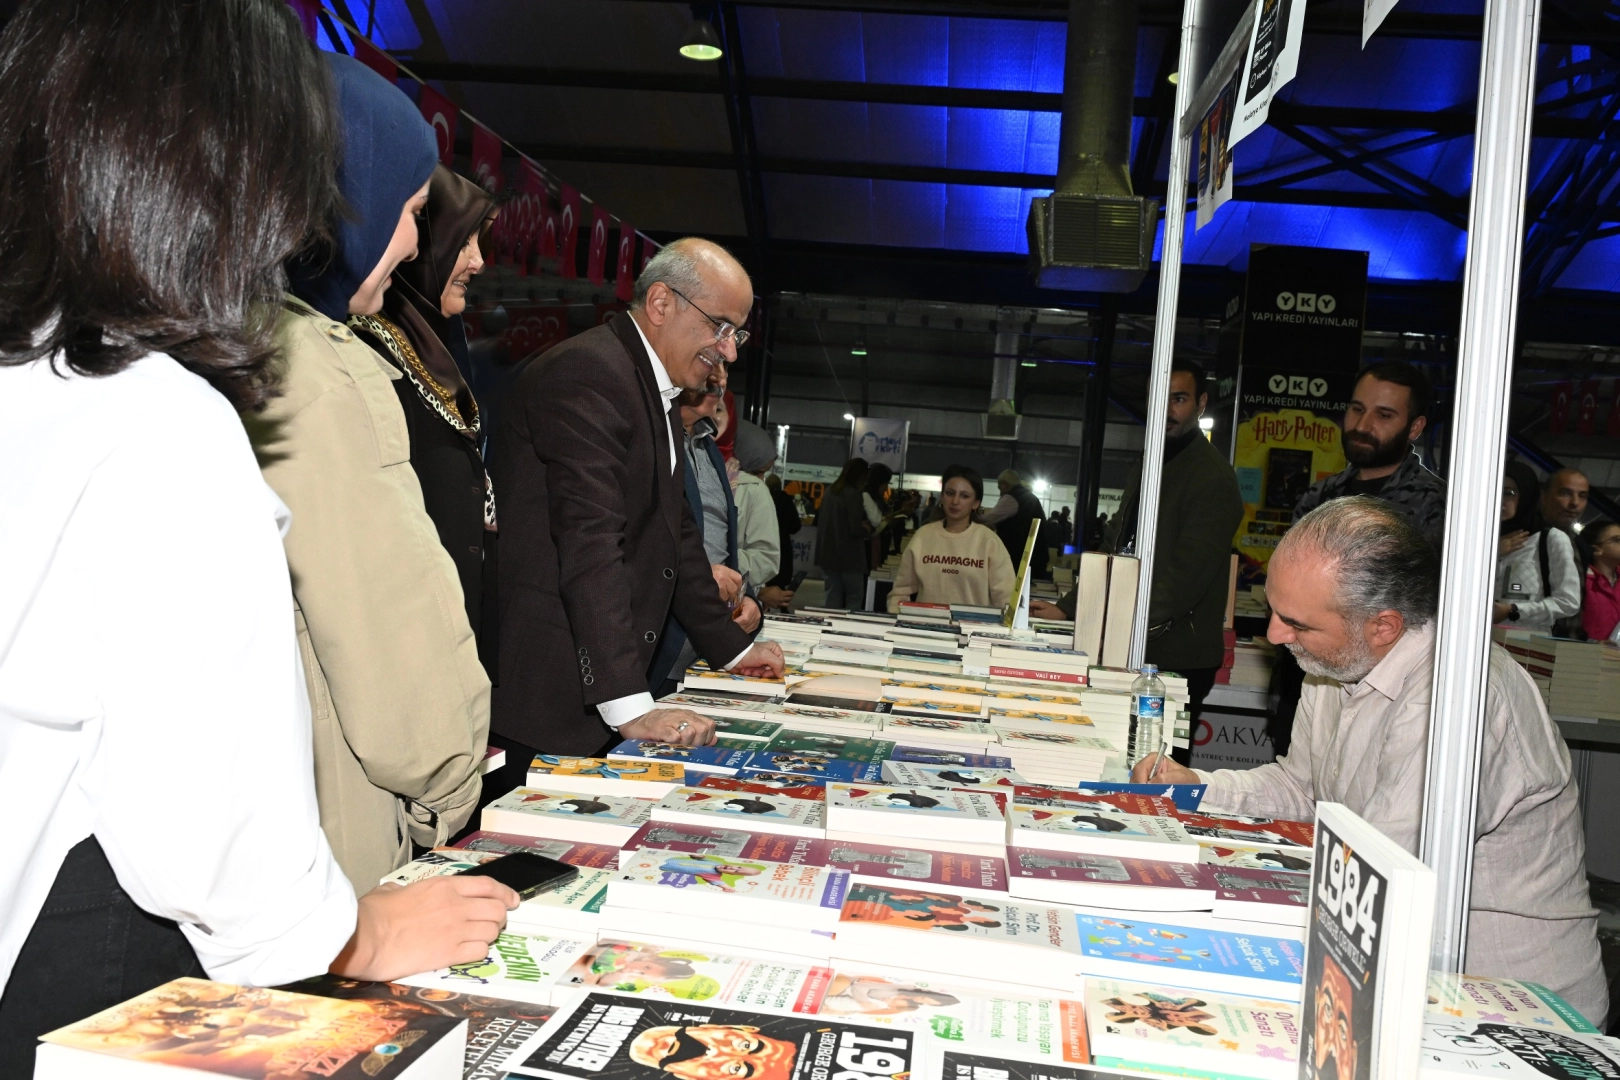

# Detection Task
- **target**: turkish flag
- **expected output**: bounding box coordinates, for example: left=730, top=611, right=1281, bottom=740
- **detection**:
left=1550, top=382, right=1573, bottom=435
left=1578, top=379, right=1600, bottom=437
left=642, top=237, right=657, bottom=271
left=470, top=122, right=502, bottom=193
left=516, top=157, right=547, bottom=274
left=502, top=304, right=571, bottom=361
left=615, top=222, right=637, bottom=302
left=418, top=84, right=457, bottom=166
left=557, top=185, right=581, bottom=279
left=353, top=38, right=397, bottom=84
left=586, top=206, right=610, bottom=285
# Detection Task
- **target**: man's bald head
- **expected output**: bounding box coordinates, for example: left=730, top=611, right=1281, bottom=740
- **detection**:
left=630, top=237, right=753, bottom=392
left=1542, top=467, right=1589, bottom=530
left=633, top=237, right=751, bottom=316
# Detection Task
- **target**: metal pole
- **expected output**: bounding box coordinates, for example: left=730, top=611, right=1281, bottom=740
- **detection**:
left=1419, top=0, right=1541, bottom=972
left=1129, top=0, right=1201, bottom=668
left=1080, top=302, right=1118, bottom=539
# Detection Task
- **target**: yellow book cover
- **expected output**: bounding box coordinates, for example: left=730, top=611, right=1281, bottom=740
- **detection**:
left=527, top=756, right=685, bottom=784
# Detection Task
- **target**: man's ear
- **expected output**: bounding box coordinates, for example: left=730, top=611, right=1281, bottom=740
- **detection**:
left=1365, top=608, right=1406, bottom=651
left=1197, top=392, right=1209, bottom=418
left=1407, top=414, right=1428, bottom=443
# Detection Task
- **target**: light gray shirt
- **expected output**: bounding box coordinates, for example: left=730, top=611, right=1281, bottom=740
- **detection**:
left=1198, top=624, right=1607, bottom=1024
left=684, top=418, right=729, bottom=566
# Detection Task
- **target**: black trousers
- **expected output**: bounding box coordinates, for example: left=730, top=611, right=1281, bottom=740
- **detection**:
left=0, top=836, right=205, bottom=1071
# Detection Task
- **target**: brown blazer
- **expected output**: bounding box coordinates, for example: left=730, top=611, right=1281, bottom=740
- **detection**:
left=490, top=314, right=752, bottom=752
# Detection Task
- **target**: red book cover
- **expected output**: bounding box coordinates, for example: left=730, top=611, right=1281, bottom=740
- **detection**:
left=1175, top=811, right=1314, bottom=850
left=1012, top=786, right=1177, bottom=818
left=622, top=821, right=830, bottom=865
left=988, top=666, right=1087, bottom=684
left=1006, top=847, right=1213, bottom=893
left=697, top=775, right=825, bottom=801
left=825, top=840, right=1007, bottom=896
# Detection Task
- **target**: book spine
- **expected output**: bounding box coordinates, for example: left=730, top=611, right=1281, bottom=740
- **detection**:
left=988, top=666, right=1088, bottom=684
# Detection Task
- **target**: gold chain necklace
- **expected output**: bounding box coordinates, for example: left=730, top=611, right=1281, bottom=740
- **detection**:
left=350, top=313, right=475, bottom=433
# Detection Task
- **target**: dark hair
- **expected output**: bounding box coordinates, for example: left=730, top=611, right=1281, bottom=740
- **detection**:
left=1357, top=360, right=1434, bottom=423
left=941, top=465, right=984, bottom=504
left=831, top=457, right=870, bottom=494
left=1171, top=358, right=1208, bottom=399
left=1587, top=520, right=1620, bottom=560
left=866, top=462, right=894, bottom=498
left=0, top=0, right=338, bottom=410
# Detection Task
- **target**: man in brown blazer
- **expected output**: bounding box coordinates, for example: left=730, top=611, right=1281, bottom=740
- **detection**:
left=490, top=238, right=783, bottom=764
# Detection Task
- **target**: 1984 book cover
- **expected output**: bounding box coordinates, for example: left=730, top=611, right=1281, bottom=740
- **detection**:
left=511, top=992, right=914, bottom=1080
left=1299, top=816, right=1387, bottom=1080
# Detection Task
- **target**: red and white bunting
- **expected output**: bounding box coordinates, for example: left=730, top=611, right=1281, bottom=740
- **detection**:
left=557, top=185, right=581, bottom=279
left=586, top=205, right=611, bottom=285
left=417, top=84, right=458, bottom=166
left=615, top=222, right=637, bottom=302
left=470, top=122, right=502, bottom=193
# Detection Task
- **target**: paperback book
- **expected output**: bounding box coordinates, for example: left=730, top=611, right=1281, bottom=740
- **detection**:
left=743, top=752, right=885, bottom=782
left=1006, top=849, right=1215, bottom=911
left=527, top=756, right=687, bottom=798
left=881, top=762, right=1026, bottom=789
left=826, top=783, right=1006, bottom=848
left=622, top=821, right=831, bottom=865
left=696, top=775, right=826, bottom=801
left=398, top=931, right=592, bottom=1007
left=826, top=840, right=1008, bottom=900
left=655, top=692, right=771, bottom=721
left=1013, top=787, right=1177, bottom=817
left=651, top=786, right=826, bottom=838
left=1201, top=845, right=1315, bottom=874
left=1209, top=865, right=1311, bottom=927
left=681, top=668, right=790, bottom=696
left=890, top=747, right=1014, bottom=768
left=556, top=938, right=833, bottom=1015
left=386, top=854, right=614, bottom=937
left=482, top=788, right=654, bottom=845
left=1175, top=811, right=1314, bottom=853
left=1007, top=803, right=1201, bottom=862
left=607, top=740, right=756, bottom=775
left=510, top=992, right=915, bottom=1080
left=1074, top=913, right=1306, bottom=1001
left=613, top=847, right=849, bottom=928
left=1075, top=782, right=1207, bottom=812
left=1418, top=1019, right=1620, bottom=1078
left=927, top=1050, right=1098, bottom=1080
left=762, top=731, right=897, bottom=764
left=1425, top=973, right=1597, bottom=1034
left=784, top=692, right=891, bottom=713
left=1084, top=977, right=1301, bottom=1080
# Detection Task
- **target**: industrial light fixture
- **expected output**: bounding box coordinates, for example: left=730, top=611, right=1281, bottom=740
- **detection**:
left=850, top=337, right=867, bottom=356
left=1199, top=416, right=1215, bottom=430
left=679, top=18, right=723, bottom=61
left=1020, top=361, right=1037, bottom=368
left=1168, top=71, right=1180, bottom=84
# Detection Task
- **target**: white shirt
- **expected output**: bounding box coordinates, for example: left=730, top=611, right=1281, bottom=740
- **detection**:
left=1495, top=526, right=1581, bottom=632
left=980, top=490, right=1019, bottom=526
left=600, top=316, right=749, bottom=730
left=0, top=353, right=357, bottom=994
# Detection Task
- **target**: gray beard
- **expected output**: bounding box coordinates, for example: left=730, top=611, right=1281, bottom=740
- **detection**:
left=1287, top=637, right=1377, bottom=683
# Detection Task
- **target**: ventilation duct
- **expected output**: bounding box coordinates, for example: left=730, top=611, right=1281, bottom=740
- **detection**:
left=984, top=330, right=1023, bottom=440
left=1026, top=0, right=1158, bottom=292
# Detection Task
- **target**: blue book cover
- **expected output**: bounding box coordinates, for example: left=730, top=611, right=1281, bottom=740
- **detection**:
left=742, top=752, right=883, bottom=782
left=1075, top=781, right=1207, bottom=812
left=735, top=769, right=829, bottom=789
left=1074, top=913, right=1305, bottom=1000
left=889, top=746, right=1014, bottom=769
left=608, top=740, right=754, bottom=772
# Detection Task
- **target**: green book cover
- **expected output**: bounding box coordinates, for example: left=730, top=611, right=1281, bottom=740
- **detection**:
left=764, top=730, right=897, bottom=764
left=709, top=717, right=784, bottom=740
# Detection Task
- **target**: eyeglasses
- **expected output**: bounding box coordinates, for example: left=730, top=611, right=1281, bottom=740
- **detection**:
left=666, top=284, right=750, bottom=348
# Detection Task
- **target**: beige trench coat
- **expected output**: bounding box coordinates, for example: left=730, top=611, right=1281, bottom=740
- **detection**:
left=246, top=295, right=489, bottom=890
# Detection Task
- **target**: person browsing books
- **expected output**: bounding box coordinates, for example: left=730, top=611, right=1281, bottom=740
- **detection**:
left=887, top=466, right=1015, bottom=612
left=1133, top=497, right=1606, bottom=1023
left=0, top=1, right=517, bottom=1065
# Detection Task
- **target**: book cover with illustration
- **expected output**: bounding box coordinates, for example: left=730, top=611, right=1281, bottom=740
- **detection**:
left=828, top=784, right=1006, bottom=823
left=1299, top=815, right=1386, bottom=1080
left=39, top=978, right=463, bottom=1078
left=820, top=970, right=1090, bottom=1066
left=1075, top=782, right=1206, bottom=813
left=890, top=747, right=1014, bottom=768
left=744, top=751, right=885, bottom=782
left=838, top=883, right=1081, bottom=955
left=1426, top=973, right=1597, bottom=1034
left=453, top=831, right=623, bottom=868
left=283, top=974, right=557, bottom=1080
left=656, top=692, right=772, bottom=721
left=510, top=992, right=915, bottom=1080
left=1007, top=850, right=1212, bottom=899
left=529, top=757, right=687, bottom=786
left=1175, top=811, right=1314, bottom=852
left=1013, top=787, right=1177, bottom=818
left=1209, top=865, right=1311, bottom=916
left=882, top=762, right=1026, bottom=789
left=1074, top=914, right=1305, bottom=1001
left=987, top=708, right=1098, bottom=728
left=933, top=1050, right=1100, bottom=1080
left=1200, top=845, right=1315, bottom=874
left=696, top=775, right=827, bottom=801
left=882, top=716, right=992, bottom=739
left=608, top=741, right=757, bottom=773
left=556, top=939, right=832, bottom=1015
left=681, top=668, right=789, bottom=696
left=887, top=699, right=988, bottom=718
left=826, top=841, right=1008, bottom=896
left=782, top=692, right=892, bottom=714
left=1007, top=804, right=1196, bottom=855
left=622, top=822, right=831, bottom=866
left=1418, top=1019, right=1620, bottom=1078
left=653, top=787, right=826, bottom=831
left=483, top=788, right=655, bottom=842
left=1084, top=977, right=1301, bottom=1080
left=615, top=848, right=849, bottom=925
left=763, top=731, right=897, bottom=764
left=997, top=730, right=1119, bottom=755
left=398, top=931, right=591, bottom=1006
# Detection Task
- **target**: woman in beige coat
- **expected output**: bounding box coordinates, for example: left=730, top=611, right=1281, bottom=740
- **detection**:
left=253, top=53, right=489, bottom=890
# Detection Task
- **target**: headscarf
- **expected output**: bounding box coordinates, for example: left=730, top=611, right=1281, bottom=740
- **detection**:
left=1502, top=459, right=1544, bottom=536
left=734, top=419, right=776, bottom=474
left=716, top=388, right=738, bottom=460
left=287, top=52, right=438, bottom=322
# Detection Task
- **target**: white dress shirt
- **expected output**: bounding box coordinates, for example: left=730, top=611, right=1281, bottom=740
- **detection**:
left=598, top=317, right=748, bottom=730
left=979, top=490, right=1020, bottom=526
left=0, top=353, right=357, bottom=995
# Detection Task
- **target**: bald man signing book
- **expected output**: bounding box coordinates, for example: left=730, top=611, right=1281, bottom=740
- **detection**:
left=489, top=239, right=783, bottom=771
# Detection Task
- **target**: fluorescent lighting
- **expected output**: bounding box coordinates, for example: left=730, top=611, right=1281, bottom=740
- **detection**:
left=843, top=413, right=855, bottom=421
left=1199, top=417, right=1215, bottom=430
left=1020, top=361, right=1037, bottom=368
left=1032, top=479, right=1049, bottom=494
left=851, top=337, right=867, bottom=357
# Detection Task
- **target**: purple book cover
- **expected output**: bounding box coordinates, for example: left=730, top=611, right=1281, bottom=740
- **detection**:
left=1007, top=848, right=1213, bottom=893
left=621, top=821, right=830, bottom=865
left=1209, top=864, right=1311, bottom=907
left=826, top=840, right=1008, bottom=894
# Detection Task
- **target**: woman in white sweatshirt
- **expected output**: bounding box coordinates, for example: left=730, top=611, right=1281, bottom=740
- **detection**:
left=1495, top=460, right=1580, bottom=633
left=888, top=465, right=1016, bottom=612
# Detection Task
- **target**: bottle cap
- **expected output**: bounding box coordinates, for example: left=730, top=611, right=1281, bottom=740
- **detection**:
left=1141, top=664, right=1157, bottom=676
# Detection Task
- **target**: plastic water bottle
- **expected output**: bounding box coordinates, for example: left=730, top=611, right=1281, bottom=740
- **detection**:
left=1130, top=665, right=1166, bottom=766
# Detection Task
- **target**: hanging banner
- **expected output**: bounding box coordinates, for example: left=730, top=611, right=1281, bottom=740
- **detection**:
left=502, top=304, right=572, bottom=362
left=1230, top=245, right=1369, bottom=587
left=353, top=37, right=397, bottom=85
left=1364, top=0, right=1401, bottom=46
left=539, top=185, right=559, bottom=258
left=1578, top=379, right=1600, bottom=437
left=615, top=222, right=637, bottom=302
left=1549, top=382, right=1572, bottom=435
left=557, top=184, right=581, bottom=279
left=849, top=417, right=909, bottom=475
left=1195, top=69, right=1239, bottom=230
left=470, top=122, right=502, bottom=193
left=516, top=158, right=547, bottom=274
left=586, top=205, right=611, bottom=286
left=417, top=84, right=457, bottom=166
left=1230, top=0, right=1307, bottom=146
left=642, top=236, right=657, bottom=271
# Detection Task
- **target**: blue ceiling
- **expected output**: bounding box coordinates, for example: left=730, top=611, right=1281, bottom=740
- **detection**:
left=321, top=0, right=1620, bottom=292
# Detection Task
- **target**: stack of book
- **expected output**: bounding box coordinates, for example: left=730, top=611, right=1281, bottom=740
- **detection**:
left=964, top=642, right=1091, bottom=688
left=880, top=761, right=1026, bottom=788
left=995, top=728, right=1121, bottom=784
left=650, top=785, right=826, bottom=837
left=1546, top=638, right=1620, bottom=719
left=1221, top=635, right=1277, bottom=688
left=1006, top=788, right=1200, bottom=861
left=481, top=787, right=655, bottom=846
left=524, top=756, right=687, bottom=798
left=881, top=715, right=997, bottom=753
left=825, top=782, right=1006, bottom=858
left=1496, top=628, right=1556, bottom=703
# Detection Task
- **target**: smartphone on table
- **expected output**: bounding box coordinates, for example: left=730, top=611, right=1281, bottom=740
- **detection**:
left=456, top=851, right=578, bottom=901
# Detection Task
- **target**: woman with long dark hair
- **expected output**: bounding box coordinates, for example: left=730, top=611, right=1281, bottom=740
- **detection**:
left=0, top=0, right=513, bottom=1060
left=269, top=53, right=491, bottom=891
left=816, top=457, right=873, bottom=609
left=351, top=164, right=498, bottom=648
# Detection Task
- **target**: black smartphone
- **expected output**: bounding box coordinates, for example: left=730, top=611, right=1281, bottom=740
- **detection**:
left=457, top=851, right=578, bottom=900
left=789, top=570, right=808, bottom=591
